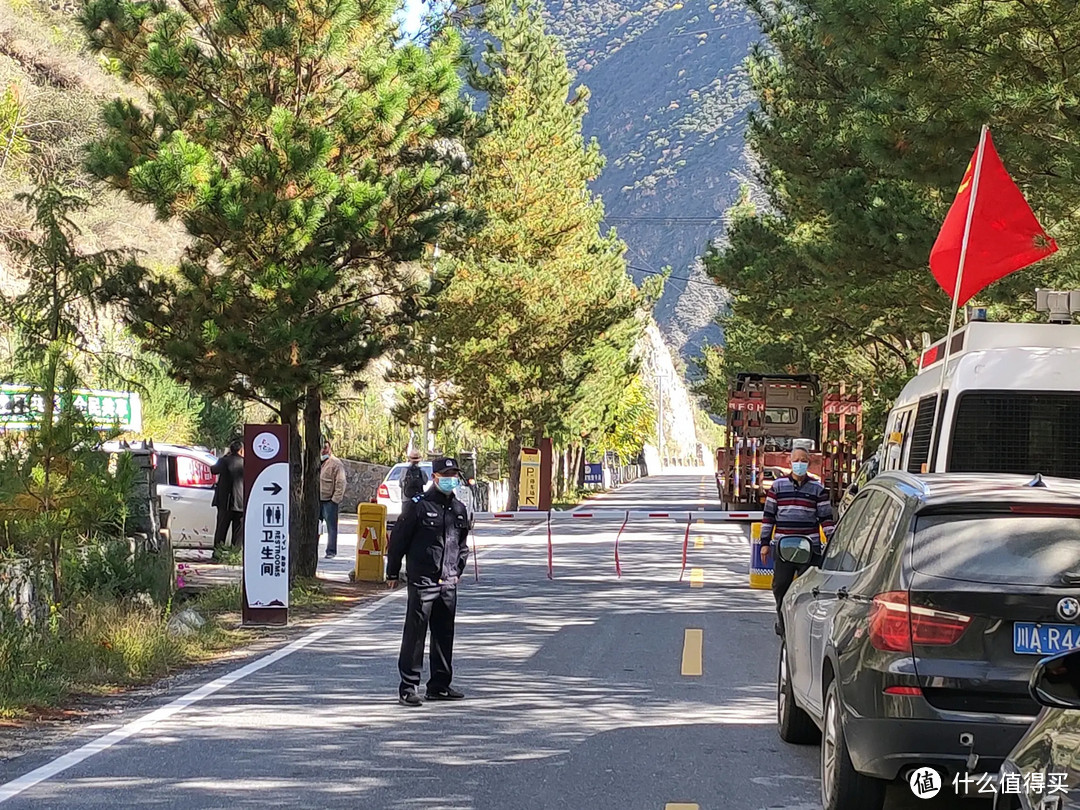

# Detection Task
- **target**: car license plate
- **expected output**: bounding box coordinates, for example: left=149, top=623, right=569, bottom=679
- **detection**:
left=1013, top=622, right=1080, bottom=655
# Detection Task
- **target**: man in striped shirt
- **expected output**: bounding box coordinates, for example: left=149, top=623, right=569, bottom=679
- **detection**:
left=759, top=447, right=836, bottom=634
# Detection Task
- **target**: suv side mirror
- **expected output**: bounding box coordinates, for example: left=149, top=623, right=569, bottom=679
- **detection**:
left=776, top=536, right=814, bottom=565
left=1030, top=649, right=1080, bottom=709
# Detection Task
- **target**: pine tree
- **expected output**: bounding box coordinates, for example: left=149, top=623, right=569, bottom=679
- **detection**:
left=0, top=183, right=133, bottom=604
left=421, top=0, right=643, bottom=508
left=80, top=0, right=469, bottom=575
left=705, top=0, right=1080, bottom=438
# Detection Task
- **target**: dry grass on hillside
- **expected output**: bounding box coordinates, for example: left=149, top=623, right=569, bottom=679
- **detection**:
left=0, top=0, right=188, bottom=286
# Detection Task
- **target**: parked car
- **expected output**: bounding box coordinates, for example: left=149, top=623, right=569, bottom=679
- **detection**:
left=776, top=471, right=1080, bottom=810
left=994, top=649, right=1080, bottom=810
left=837, top=450, right=880, bottom=518
left=104, top=441, right=219, bottom=559
left=376, top=461, right=475, bottom=529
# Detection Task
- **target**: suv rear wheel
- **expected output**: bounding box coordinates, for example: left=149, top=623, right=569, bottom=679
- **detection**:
left=821, top=677, right=885, bottom=810
left=777, top=642, right=819, bottom=744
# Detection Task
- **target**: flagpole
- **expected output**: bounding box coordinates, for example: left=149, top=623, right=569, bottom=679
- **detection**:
left=925, top=124, right=989, bottom=473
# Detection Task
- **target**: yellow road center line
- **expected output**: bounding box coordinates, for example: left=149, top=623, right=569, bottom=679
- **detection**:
left=690, top=567, right=704, bottom=587
left=694, top=535, right=705, bottom=549
left=681, top=629, right=703, bottom=676
left=666, top=805, right=700, bottom=810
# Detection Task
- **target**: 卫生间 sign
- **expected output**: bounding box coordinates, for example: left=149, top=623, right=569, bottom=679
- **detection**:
left=243, top=424, right=290, bottom=626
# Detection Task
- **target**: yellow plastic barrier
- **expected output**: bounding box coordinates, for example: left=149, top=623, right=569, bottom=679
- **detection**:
left=748, top=522, right=773, bottom=590
left=351, top=502, right=387, bottom=583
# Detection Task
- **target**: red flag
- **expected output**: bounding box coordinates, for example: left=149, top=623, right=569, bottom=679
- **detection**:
left=930, top=129, right=1057, bottom=306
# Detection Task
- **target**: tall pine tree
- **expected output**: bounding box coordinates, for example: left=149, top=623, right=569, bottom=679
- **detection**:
left=705, top=0, right=1080, bottom=438
left=80, top=0, right=469, bottom=575
left=420, top=0, right=643, bottom=508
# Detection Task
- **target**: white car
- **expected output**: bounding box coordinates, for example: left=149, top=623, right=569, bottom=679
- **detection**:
left=104, top=441, right=220, bottom=560
left=377, top=462, right=475, bottom=528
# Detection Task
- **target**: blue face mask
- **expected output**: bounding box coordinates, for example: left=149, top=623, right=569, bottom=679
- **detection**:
left=436, top=476, right=458, bottom=494
left=792, top=461, right=809, bottom=477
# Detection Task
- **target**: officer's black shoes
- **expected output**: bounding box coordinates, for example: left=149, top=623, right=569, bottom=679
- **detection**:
left=398, top=690, right=423, bottom=707
left=324, top=551, right=336, bottom=559
left=425, top=686, right=465, bottom=701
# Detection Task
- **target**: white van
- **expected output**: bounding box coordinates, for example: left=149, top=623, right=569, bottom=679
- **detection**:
left=879, top=318, right=1080, bottom=478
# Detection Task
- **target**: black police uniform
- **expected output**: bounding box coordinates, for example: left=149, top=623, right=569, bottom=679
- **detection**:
left=386, top=467, right=470, bottom=699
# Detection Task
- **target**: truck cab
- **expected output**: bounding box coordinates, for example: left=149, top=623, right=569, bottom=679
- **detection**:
left=727, top=373, right=820, bottom=451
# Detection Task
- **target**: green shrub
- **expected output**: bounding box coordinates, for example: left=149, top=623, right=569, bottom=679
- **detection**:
left=64, top=540, right=173, bottom=604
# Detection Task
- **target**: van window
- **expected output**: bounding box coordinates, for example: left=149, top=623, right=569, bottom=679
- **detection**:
left=949, top=392, right=1080, bottom=479
left=913, top=513, right=1080, bottom=586
left=176, top=455, right=215, bottom=487
left=907, top=394, right=947, bottom=474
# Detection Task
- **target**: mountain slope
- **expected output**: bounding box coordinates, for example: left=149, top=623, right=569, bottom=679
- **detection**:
left=545, top=0, right=758, bottom=364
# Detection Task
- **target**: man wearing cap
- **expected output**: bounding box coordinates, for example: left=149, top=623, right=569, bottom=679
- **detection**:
left=386, top=456, right=471, bottom=707
left=401, top=450, right=428, bottom=500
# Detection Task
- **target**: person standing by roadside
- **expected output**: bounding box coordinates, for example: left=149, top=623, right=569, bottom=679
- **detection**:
left=759, top=447, right=835, bottom=635
left=386, top=456, right=470, bottom=707
left=319, top=440, right=347, bottom=559
left=401, top=449, right=428, bottom=500
left=211, top=440, right=244, bottom=549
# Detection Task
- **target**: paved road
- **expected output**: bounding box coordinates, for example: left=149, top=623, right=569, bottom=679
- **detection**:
left=0, top=473, right=990, bottom=809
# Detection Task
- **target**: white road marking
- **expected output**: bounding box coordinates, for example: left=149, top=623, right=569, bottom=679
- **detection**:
left=0, top=591, right=403, bottom=803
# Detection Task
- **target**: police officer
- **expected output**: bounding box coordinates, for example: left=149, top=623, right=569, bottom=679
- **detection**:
left=386, top=456, right=470, bottom=707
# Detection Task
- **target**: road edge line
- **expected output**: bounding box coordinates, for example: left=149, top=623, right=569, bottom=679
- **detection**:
left=0, top=589, right=402, bottom=804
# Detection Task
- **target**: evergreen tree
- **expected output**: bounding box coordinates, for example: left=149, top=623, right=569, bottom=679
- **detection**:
left=421, top=0, right=643, bottom=508
left=704, top=0, right=1080, bottom=439
left=0, top=183, right=133, bottom=604
left=80, top=0, right=469, bottom=575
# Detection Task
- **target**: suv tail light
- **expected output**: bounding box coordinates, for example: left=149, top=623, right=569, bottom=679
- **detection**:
left=377, top=484, right=390, bottom=499
left=869, top=591, right=971, bottom=652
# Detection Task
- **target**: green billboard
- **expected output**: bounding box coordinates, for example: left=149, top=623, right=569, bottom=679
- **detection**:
left=0, top=384, right=143, bottom=432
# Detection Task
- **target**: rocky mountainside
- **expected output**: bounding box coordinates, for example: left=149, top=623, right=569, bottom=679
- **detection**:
left=544, top=0, right=759, bottom=365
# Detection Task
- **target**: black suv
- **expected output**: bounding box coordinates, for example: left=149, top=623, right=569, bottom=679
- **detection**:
left=776, top=472, right=1080, bottom=810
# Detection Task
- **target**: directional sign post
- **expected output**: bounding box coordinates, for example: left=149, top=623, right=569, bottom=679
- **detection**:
left=243, top=424, right=290, bottom=626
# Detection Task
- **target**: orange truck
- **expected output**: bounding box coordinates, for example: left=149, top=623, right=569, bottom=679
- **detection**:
left=715, top=373, right=863, bottom=509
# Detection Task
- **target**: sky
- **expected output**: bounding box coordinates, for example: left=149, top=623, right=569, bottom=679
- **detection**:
left=400, top=0, right=426, bottom=37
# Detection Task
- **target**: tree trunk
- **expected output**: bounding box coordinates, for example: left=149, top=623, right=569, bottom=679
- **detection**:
left=297, top=385, right=322, bottom=579
left=573, top=444, right=585, bottom=489
left=552, top=445, right=563, bottom=501
left=561, top=444, right=570, bottom=501
left=282, top=398, right=302, bottom=585
left=507, top=434, right=522, bottom=511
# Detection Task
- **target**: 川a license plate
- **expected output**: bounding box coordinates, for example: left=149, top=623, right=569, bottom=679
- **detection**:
left=1013, top=622, right=1080, bottom=656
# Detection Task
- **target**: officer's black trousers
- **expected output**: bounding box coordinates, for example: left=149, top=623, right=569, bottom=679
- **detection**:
left=398, top=584, right=457, bottom=694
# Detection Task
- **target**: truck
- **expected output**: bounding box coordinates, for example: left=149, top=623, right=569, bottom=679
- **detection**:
left=715, top=372, right=863, bottom=509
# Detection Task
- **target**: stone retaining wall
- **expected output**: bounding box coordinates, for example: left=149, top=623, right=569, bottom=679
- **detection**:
left=340, top=459, right=391, bottom=513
